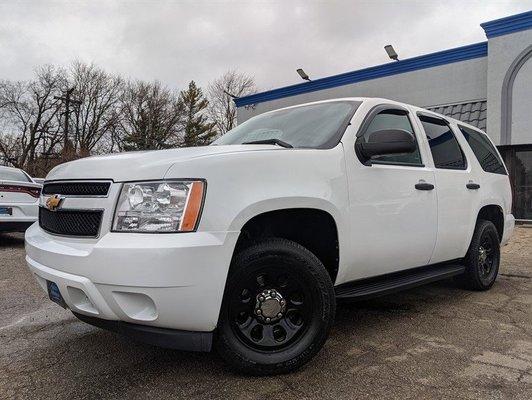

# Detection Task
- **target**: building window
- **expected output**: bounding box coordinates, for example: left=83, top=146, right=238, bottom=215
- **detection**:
left=419, top=115, right=466, bottom=170
left=458, top=125, right=506, bottom=175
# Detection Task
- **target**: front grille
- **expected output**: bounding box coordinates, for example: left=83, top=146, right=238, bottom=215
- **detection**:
left=42, top=181, right=110, bottom=196
left=39, top=208, right=103, bottom=237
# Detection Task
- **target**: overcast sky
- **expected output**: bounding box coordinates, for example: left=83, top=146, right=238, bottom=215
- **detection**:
left=1, top=0, right=531, bottom=93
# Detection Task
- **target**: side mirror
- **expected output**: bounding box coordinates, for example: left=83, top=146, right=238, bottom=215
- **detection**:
left=356, top=129, right=416, bottom=161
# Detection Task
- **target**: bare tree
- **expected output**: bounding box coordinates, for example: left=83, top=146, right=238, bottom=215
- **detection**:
left=207, top=70, right=256, bottom=136
left=0, top=64, right=259, bottom=174
left=0, top=66, right=66, bottom=175
left=118, top=80, right=185, bottom=151
left=69, top=61, right=124, bottom=156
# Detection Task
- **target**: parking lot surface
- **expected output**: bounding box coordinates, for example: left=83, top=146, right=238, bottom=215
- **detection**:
left=1, top=228, right=531, bottom=399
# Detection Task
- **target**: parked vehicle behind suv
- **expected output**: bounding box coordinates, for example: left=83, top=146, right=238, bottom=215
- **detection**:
left=25, top=98, right=514, bottom=375
left=1, top=166, right=41, bottom=232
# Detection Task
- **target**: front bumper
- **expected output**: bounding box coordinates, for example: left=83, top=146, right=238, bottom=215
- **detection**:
left=73, top=312, right=213, bottom=352
left=25, top=224, right=239, bottom=332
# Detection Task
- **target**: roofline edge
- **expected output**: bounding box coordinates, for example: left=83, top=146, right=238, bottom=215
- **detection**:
left=235, top=42, right=488, bottom=108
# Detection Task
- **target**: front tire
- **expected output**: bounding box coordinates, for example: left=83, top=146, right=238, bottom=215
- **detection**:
left=459, top=219, right=501, bottom=291
left=216, top=238, right=335, bottom=375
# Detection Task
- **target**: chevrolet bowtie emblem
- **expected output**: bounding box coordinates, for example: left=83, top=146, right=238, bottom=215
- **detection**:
left=45, top=194, right=64, bottom=211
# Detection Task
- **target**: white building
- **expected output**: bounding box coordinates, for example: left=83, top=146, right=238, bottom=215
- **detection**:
left=235, top=11, right=532, bottom=221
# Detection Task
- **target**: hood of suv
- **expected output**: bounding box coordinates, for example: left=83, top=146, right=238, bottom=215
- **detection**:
left=46, top=145, right=281, bottom=182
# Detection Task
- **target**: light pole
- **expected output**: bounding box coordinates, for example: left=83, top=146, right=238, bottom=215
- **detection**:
left=54, top=88, right=82, bottom=151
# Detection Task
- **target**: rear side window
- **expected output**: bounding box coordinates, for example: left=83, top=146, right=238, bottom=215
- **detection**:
left=458, top=125, right=506, bottom=175
left=358, top=110, right=422, bottom=165
left=419, top=115, right=466, bottom=170
left=0, top=168, right=32, bottom=182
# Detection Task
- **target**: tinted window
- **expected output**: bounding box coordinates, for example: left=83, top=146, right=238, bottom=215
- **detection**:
left=213, top=101, right=359, bottom=149
left=358, top=110, right=422, bottom=165
left=420, top=116, right=466, bottom=169
left=459, top=125, right=506, bottom=175
left=0, top=167, right=31, bottom=182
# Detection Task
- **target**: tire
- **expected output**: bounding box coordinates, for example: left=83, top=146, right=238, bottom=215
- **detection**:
left=216, top=238, right=336, bottom=375
left=458, top=219, right=501, bottom=291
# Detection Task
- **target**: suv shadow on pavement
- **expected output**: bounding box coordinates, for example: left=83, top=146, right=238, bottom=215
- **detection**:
left=0, top=233, right=25, bottom=248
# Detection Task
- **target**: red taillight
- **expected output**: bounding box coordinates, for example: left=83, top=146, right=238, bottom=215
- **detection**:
left=0, top=184, right=41, bottom=198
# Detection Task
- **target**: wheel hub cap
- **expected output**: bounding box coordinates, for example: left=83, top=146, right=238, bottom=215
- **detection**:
left=255, top=289, right=286, bottom=323
left=479, top=246, right=488, bottom=264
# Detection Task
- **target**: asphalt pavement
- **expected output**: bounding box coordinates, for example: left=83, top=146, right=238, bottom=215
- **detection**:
left=1, top=228, right=531, bottom=399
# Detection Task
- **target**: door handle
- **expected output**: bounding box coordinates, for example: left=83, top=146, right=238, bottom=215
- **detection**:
left=466, top=182, right=480, bottom=190
left=415, top=182, right=435, bottom=191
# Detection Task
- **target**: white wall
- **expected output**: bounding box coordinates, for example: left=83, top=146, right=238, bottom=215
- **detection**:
left=486, top=29, right=532, bottom=145
left=512, top=57, right=532, bottom=145
left=237, top=57, right=487, bottom=123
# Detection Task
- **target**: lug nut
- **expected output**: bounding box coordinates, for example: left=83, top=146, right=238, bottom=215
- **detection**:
left=265, top=318, right=271, bottom=323
left=258, top=296, right=264, bottom=302
left=277, top=313, right=283, bottom=318
left=256, top=309, right=262, bottom=315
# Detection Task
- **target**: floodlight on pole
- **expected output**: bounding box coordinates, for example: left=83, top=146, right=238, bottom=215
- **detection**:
left=296, top=68, right=311, bottom=81
left=384, top=45, right=399, bottom=61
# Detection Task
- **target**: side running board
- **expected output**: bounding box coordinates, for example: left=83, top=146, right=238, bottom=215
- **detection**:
left=335, top=263, right=465, bottom=301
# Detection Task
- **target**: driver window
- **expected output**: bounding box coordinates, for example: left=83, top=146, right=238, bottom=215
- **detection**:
left=359, top=110, right=423, bottom=166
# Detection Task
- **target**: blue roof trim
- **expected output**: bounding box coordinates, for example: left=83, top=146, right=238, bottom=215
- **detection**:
left=481, top=10, right=532, bottom=38
left=235, top=42, right=488, bottom=107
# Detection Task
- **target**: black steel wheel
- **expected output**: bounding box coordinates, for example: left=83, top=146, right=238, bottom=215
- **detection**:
left=230, top=265, right=313, bottom=351
left=459, top=219, right=500, bottom=290
left=478, top=233, right=496, bottom=279
left=216, top=238, right=335, bottom=375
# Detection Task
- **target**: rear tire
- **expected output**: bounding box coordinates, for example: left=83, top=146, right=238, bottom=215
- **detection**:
left=458, top=219, right=500, bottom=291
left=216, top=238, right=335, bottom=375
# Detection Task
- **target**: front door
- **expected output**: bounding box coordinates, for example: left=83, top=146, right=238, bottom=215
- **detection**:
left=341, top=104, right=438, bottom=284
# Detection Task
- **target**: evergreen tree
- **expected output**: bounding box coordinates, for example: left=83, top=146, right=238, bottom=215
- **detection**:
left=179, top=81, right=217, bottom=147
left=119, top=80, right=184, bottom=151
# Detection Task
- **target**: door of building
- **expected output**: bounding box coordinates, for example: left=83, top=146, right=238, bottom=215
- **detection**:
left=499, top=145, right=532, bottom=221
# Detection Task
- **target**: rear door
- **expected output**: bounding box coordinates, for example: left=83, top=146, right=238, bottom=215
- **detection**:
left=414, top=113, right=481, bottom=263
left=342, top=104, right=438, bottom=283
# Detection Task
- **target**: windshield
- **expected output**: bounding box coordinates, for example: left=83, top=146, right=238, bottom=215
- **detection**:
left=213, top=101, right=359, bottom=149
left=0, top=168, right=32, bottom=182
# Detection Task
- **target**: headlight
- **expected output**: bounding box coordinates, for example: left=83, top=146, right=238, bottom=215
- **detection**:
left=113, top=180, right=205, bottom=233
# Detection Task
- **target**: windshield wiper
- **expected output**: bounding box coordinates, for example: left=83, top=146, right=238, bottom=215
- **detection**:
left=242, top=139, right=293, bottom=148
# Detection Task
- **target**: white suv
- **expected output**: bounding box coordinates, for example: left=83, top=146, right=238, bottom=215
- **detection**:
left=25, top=98, right=514, bottom=375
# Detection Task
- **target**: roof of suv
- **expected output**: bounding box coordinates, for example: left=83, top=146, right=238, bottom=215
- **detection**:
left=267, top=97, right=489, bottom=135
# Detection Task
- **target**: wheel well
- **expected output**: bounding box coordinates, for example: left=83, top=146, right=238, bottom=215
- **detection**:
left=235, top=209, right=339, bottom=283
left=477, top=205, right=504, bottom=242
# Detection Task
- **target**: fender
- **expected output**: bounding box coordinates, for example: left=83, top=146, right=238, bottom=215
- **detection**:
left=463, top=201, right=505, bottom=250
left=227, top=196, right=344, bottom=233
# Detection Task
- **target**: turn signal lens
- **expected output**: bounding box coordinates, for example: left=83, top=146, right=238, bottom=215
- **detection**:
left=179, top=181, right=205, bottom=232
